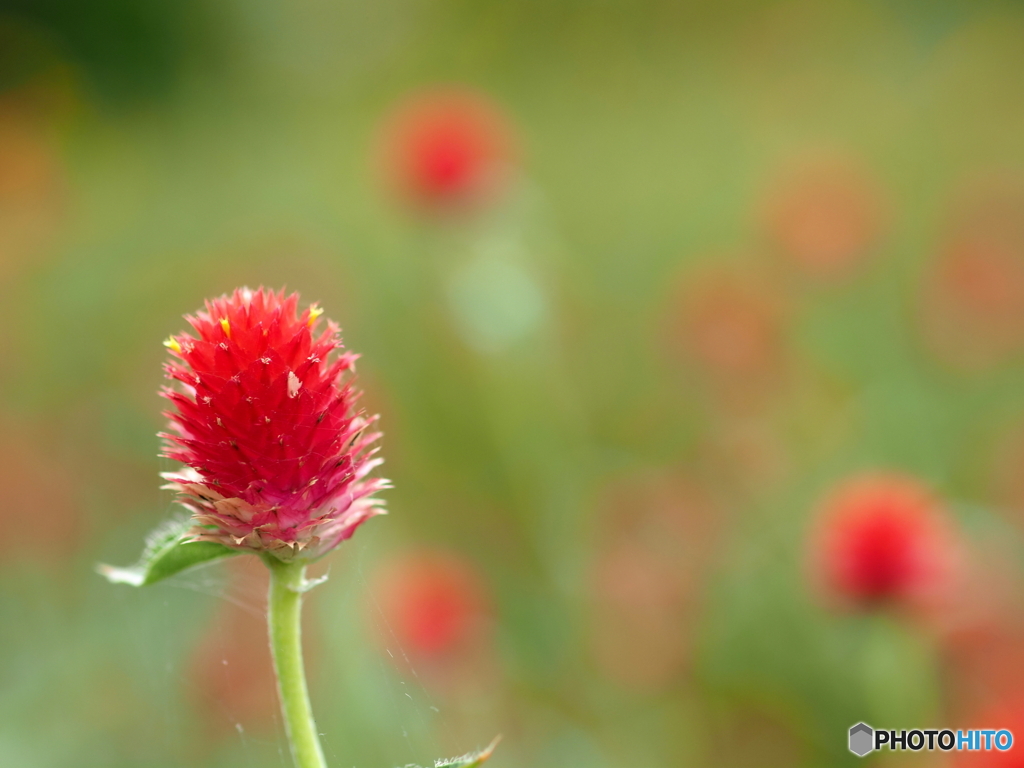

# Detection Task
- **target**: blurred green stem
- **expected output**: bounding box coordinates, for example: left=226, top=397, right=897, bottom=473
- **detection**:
left=265, top=557, right=327, bottom=768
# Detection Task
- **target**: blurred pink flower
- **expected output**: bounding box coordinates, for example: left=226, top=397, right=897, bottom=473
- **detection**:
left=377, top=87, right=517, bottom=211
left=808, top=473, right=961, bottom=612
left=946, top=625, right=1024, bottom=725
left=937, top=532, right=1024, bottom=718
left=160, top=287, right=388, bottom=561
left=186, top=561, right=279, bottom=737
left=589, top=472, right=720, bottom=690
left=759, top=151, right=885, bottom=279
left=589, top=541, right=690, bottom=690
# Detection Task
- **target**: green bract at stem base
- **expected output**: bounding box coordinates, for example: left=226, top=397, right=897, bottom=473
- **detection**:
left=263, top=555, right=327, bottom=768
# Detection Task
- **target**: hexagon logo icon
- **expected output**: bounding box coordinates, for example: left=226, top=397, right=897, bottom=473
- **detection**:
left=849, top=723, right=874, bottom=757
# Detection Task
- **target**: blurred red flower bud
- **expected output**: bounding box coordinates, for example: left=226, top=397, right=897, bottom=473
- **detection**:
left=377, top=87, right=517, bottom=212
left=371, top=551, right=491, bottom=660
left=160, top=287, right=388, bottom=561
left=808, top=473, right=961, bottom=611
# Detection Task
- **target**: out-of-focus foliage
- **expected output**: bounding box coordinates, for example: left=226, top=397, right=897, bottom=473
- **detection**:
left=3, top=1, right=1024, bottom=766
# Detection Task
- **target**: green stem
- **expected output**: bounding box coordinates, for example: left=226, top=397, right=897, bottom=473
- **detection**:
left=265, top=557, right=327, bottom=768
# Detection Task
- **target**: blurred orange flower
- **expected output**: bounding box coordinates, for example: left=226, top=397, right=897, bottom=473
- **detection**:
left=670, top=265, right=789, bottom=410
left=920, top=175, right=1024, bottom=371
left=0, top=91, right=68, bottom=276
left=759, top=151, right=885, bottom=279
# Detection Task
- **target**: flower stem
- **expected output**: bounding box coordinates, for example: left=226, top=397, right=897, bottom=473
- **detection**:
left=265, top=557, right=327, bottom=768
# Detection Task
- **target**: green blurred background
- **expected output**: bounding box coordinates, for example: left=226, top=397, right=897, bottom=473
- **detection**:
left=3, top=1, right=1024, bottom=766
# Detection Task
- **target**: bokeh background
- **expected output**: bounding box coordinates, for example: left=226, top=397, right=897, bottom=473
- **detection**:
left=3, top=1, right=1024, bottom=766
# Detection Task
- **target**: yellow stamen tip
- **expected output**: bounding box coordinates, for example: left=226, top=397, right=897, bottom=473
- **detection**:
left=308, top=305, right=323, bottom=327
left=219, top=317, right=231, bottom=338
left=163, top=337, right=182, bottom=354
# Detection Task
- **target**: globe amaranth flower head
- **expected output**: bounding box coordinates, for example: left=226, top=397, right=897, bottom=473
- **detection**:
left=160, top=287, right=388, bottom=561
left=809, top=472, right=960, bottom=611
left=378, top=86, right=517, bottom=211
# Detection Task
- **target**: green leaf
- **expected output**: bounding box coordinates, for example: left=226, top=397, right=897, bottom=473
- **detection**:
left=434, top=736, right=501, bottom=768
left=97, top=516, right=241, bottom=587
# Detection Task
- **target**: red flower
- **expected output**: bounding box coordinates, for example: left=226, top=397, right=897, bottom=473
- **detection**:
left=372, top=551, right=490, bottom=659
left=809, top=473, right=960, bottom=610
left=378, top=87, right=516, bottom=211
left=160, top=287, right=388, bottom=561
left=954, top=699, right=1024, bottom=767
